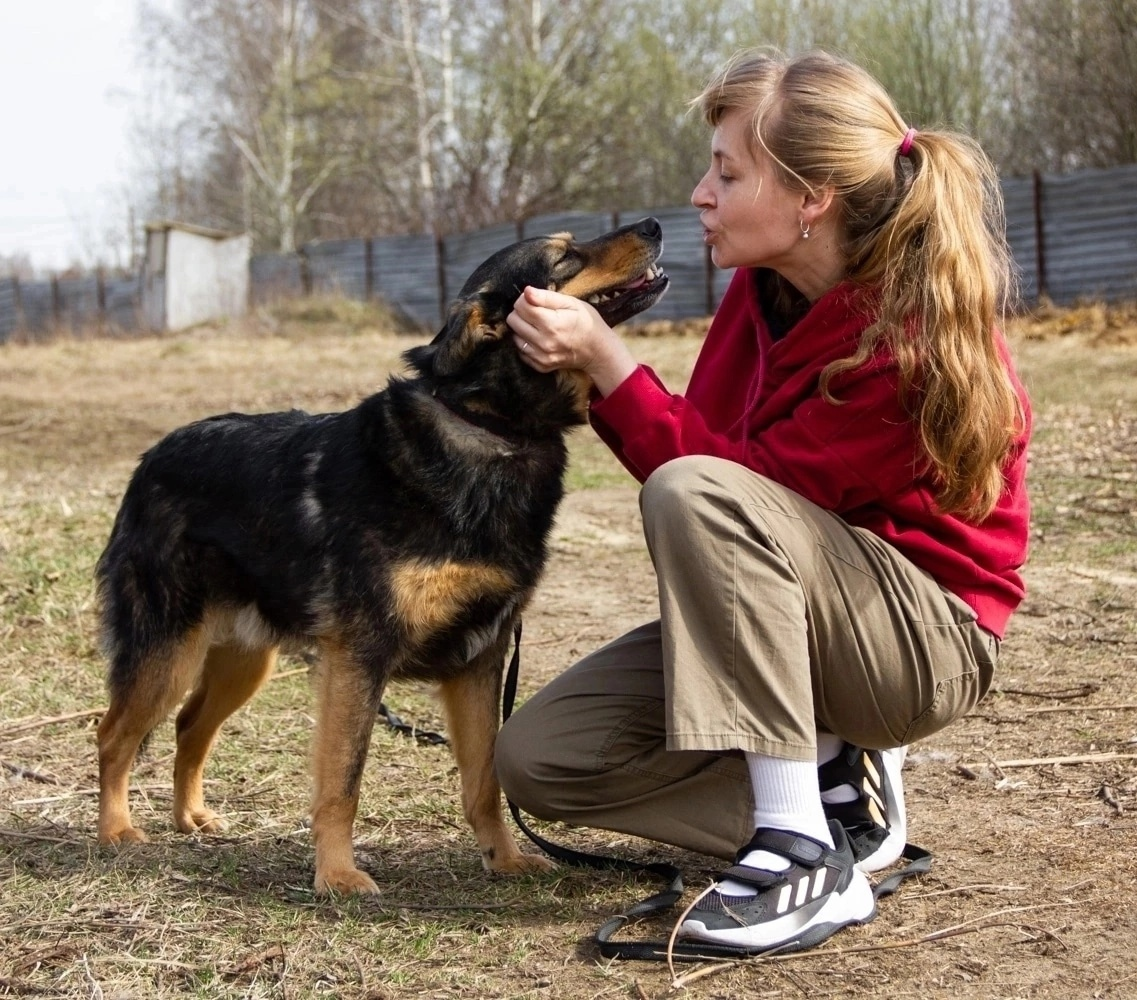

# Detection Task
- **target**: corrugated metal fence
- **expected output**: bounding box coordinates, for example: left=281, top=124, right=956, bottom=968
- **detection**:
left=3, top=163, right=1137, bottom=343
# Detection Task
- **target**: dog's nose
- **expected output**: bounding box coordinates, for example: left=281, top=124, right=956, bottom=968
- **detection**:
left=634, top=217, right=662, bottom=240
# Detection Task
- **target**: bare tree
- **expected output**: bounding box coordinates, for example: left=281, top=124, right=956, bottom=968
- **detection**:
left=134, top=0, right=1137, bottom=254
left=1004, top=0, right=1137, bottom=171
left=138, top=0, right=347, bottom=251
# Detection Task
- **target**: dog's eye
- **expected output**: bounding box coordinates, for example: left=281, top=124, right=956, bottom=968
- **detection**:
left=552, top=254, right=583, bottom=282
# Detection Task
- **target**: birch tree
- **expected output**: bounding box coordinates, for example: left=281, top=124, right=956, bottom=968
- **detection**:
left=138, top=0, right=346, bottom=251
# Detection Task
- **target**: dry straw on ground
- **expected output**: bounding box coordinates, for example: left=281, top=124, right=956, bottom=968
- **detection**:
left=1, top=301, right=1135, bottom=998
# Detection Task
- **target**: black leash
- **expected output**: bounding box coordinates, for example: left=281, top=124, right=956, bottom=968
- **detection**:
left=377, top=702, right=450, bottom=746
left=381, top=622, right=934, bottom=962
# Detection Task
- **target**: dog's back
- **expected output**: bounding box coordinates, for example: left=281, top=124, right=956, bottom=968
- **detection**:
left=97, top=410, right=327, bottom=689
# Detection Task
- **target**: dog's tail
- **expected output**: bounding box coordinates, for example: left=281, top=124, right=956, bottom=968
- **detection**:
left=96, top=469, right=206, bottom=703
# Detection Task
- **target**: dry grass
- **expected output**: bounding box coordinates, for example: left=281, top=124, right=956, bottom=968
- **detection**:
left=1, top=302, right=1136, bottom=998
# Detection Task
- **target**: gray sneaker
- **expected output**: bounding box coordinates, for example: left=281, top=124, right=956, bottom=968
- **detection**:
left=678, top=820, right=876, bottom=952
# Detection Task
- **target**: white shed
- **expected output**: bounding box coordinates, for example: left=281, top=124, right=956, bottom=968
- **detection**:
left=141, top=222, right=250, bottom=331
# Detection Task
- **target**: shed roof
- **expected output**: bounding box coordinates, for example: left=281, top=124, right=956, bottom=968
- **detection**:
left=144, top=220, right=246, bottom=241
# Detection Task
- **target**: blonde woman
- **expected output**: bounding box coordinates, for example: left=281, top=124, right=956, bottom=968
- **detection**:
left=499, top=50, right=1031, bottom=953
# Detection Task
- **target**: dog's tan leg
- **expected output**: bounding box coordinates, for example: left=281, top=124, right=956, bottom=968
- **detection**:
left=97, top=626, right=209, bottom=846
left=310, top=642, right=380, bottom=895
left=172, top=643, right=278, bottom=835
left=438, top=663, right=556, bottom=875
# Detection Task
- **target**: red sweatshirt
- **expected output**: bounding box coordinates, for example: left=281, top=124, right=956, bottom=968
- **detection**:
left=590, top=268, right=1032, bottom=638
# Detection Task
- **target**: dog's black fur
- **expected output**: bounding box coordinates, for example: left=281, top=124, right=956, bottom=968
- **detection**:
left=95, top=218, right=668, bottom=894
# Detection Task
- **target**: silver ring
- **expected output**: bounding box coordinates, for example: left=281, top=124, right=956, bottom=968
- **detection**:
left=519, top=340, right=530, bottom=352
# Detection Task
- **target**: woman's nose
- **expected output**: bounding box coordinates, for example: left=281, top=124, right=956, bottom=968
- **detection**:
left=691, top=170, right=713, bottom=209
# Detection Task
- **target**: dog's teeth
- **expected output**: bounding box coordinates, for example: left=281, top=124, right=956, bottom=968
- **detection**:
left=588, top=295, right=600, bottom=304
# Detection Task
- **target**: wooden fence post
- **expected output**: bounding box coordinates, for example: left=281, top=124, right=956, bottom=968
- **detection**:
left=1032, top=169, right=1048, bottom=303
left=96, top=268, right=107, bottom=333
left=435, top=233, right=448, bottom=326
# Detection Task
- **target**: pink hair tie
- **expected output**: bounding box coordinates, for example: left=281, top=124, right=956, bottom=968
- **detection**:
left=899, top=127, right=918, bottom=157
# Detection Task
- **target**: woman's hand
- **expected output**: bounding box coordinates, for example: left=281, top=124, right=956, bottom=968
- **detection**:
left=506, top=286, right=638, bottom=396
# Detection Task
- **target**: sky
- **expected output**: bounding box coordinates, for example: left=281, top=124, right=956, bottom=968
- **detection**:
left=0, top=1, right=143, bottom=273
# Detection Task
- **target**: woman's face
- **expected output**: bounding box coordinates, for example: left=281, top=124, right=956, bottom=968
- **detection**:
left=691, top=109, right=804, bottom=271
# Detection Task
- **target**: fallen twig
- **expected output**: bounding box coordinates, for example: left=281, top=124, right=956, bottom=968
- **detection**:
left=667, top=899, right=1084, bottom=989
left=12, top=783, right=190, bottom=806
left=97, top=954, right=199, bottom=972
left=0, top=415, right=48, bottom=437
left=907, top=883, right=1028, bottom=899
left=0, top=709, right=103, bottom=738
left=960, top=751, right=1137, bottom=770
left=81, top=955, right=104, bottom=1000
left=0, top=828, right=81, bottom=845
left=0, top=976, right=54, bottom=995
left=991, top=683, right=1099, bottom=701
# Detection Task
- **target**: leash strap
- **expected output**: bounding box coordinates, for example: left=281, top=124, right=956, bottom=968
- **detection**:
left=377, top=703, right=449, bottom=746
left=382, top=624, right=934, bottom=961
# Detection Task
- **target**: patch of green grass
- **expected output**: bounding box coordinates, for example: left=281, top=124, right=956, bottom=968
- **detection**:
left=565, top=433, right=634, bottom=491
left=1085, top=536, right=1137, bottom=561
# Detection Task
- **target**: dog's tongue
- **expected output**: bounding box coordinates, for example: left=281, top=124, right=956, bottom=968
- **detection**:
left=619, top=273, right=649, bottom=291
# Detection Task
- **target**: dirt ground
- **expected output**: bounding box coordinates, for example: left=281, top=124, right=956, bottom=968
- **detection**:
left=1, top=303, right=1135, bottom=998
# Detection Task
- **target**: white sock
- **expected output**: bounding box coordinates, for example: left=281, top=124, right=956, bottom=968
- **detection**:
left=816, top=730, right=845, bottom=766
left=817, top=731, right=859, bottom=805
left=716, top=752, right=833, bottom=898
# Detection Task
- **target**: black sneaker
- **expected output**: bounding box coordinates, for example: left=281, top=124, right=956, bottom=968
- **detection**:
left=819, top=744, right=907, bottom=873
left=677, top=820, right=876, bottom=952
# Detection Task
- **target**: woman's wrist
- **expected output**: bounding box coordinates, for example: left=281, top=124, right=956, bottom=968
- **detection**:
left=586, top=340, right=638, bottom=397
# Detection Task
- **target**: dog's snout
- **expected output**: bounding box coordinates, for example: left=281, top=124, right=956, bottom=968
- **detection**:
left=634, top=217, right=662, bottom=241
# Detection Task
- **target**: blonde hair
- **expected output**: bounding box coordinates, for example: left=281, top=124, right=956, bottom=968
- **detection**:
left=697, top=50, right=1024, bottom=521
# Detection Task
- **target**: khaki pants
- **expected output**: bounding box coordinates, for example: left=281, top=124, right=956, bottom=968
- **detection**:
left=497, top=456, right=998, bottom=859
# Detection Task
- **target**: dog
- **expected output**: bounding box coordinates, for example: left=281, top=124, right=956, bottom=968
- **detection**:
left=94, top=217, right=669, bottom=894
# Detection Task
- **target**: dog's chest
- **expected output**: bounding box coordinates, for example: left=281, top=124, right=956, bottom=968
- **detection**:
left=387, top=557, right=526, bottom=660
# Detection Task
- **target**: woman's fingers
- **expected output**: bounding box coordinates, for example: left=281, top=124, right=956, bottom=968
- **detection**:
left=508, top=286, right=610, bottom=373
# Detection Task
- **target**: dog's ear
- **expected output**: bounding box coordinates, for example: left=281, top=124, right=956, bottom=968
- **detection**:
left=428, top=298, right=506, bottom=376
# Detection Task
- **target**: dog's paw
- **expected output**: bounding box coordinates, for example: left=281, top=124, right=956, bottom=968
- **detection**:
left=98, top=824, right=148, bottom=847
left=314, top=867, right=381, bottom=896
left=174, top=808, right=228, bottom=835
left=485, top=851, right=557, bottom=875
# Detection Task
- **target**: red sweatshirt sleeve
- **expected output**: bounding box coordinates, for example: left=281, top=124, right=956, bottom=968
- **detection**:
left=591, top=355, right=915, bottom=515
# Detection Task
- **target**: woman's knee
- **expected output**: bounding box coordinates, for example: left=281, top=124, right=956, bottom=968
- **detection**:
left=641, top=456, right=736, bottom=537
left=495, top=710, right=555, bottom=818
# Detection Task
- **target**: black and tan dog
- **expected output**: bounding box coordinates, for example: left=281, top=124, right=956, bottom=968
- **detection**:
left=94, top=218, right=668, bottom=894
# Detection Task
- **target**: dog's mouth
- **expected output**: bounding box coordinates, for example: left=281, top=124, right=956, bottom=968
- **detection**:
left=585, top=263, right=670, bottom=326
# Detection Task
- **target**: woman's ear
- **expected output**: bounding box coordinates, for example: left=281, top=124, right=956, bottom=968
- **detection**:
left=800, top=185, right=838, bottom=230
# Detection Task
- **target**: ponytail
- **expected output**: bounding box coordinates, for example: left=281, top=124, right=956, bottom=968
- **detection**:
left=832, top=127, right=1024, bottom=520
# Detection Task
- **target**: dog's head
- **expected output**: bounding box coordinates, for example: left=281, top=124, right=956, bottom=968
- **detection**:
left=405, top=218, right=668, bottom=429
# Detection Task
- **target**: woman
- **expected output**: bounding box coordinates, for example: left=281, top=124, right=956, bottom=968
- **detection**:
left=497, top=49, right=1031, bottom=953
